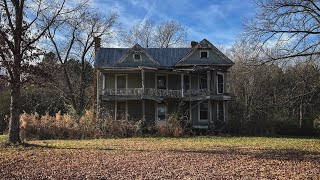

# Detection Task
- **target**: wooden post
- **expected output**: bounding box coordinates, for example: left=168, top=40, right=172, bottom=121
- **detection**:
left=189, top=100, right=192, bottom=123
left=207, top=71, right=211, bottom=95
left=141, top=69, right=145, bottom=121
left=209, top=100, right=212, bottom=128
left=141, top=69, right=145, bottom=91
left=181, top=74, right=184, bottom=97
left=95, top=70, right=100, bottom=120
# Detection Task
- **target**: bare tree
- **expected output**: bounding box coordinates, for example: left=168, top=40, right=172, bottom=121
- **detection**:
left=0, top=0, right=85, bottom=144
left=243, top=0, right=320, bottom=62
left=45, top=6, right=118, bottom=116
left=120, top=19, right=188, bottom=48
left=120, top=20, right=154, bottom=48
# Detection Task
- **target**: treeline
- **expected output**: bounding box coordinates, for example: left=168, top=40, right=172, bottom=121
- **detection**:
left=227, top=42, right=320, bottom=136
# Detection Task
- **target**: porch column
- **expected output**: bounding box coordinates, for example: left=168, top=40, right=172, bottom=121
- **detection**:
left=181, top=74, right=184, bottom=97
left=141, top=69, right=145, bottom=90
left=208, top=100, right=212, bottom=128
left=141, top=69, right=146, bottom=121
left=207, top=71, right=211, bottom=95
left=102, top=73, right=105, bottom=91
left=142, top=100, right=145, bottom=121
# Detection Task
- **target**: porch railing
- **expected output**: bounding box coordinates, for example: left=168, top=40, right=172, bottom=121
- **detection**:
left=101, top=88, right=208, bottom=98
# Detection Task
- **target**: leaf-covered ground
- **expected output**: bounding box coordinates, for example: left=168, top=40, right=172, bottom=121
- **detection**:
left=1, top=136, right=319, bottom=179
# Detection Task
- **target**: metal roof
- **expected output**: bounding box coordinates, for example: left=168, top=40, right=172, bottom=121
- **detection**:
left=94, top=43, right=234, bottom=68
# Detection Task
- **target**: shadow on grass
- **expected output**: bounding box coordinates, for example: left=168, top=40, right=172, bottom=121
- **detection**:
left=167, top=148, right=320, bottom=162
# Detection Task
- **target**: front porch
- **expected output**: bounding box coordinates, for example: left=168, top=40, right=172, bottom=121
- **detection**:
left=99, top=99, right=228, bottom=129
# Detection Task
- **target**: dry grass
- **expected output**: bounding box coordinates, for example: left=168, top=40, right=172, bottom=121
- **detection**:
left=1, top=135, right=319, bottom=179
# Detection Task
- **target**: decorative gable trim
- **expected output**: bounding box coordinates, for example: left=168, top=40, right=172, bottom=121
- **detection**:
left=114, top=44, right=160, bottom=65
left=175, top=39, right=233, bottom=66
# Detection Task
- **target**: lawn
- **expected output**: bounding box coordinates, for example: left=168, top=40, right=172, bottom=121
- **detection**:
left=1, top=135, right=319, bottom=179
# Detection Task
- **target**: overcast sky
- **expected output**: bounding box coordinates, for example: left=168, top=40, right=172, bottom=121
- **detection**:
left=92, top=0, right=256, bottom=47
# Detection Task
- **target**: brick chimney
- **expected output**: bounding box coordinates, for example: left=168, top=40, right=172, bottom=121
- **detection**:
left=94, top=37, right=101, bottom=55
left=191, top=41, right=198, bottom=48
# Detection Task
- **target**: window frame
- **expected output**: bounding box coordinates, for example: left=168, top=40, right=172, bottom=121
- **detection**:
left=198, top=101, right=209, bottom=122
left=183, top=74, right=190, bottom=90
left=217, top=72, right=224, bottom=94
left=115, top=74, right=128, bottom=89
left=115, top=100, right=128, bottom=121
left=155, top=74, right=168, bottom=90
left=217, top=101, right=225, bottom=122
left=133, top=53, right=142, bottom=61
left=198, top=74, right=207, bottom=90
left=155, top=102, right=167, bottom=121
left=200, top=50, right=209, bottom=59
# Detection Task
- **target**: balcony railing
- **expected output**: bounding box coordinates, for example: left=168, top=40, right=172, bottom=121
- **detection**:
left=101, top=88, right=209, bottom=98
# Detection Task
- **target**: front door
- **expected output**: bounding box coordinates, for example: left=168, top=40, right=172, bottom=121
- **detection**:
left=155, top=102, right=167, bottom=126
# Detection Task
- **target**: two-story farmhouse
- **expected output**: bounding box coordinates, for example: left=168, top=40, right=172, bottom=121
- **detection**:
left=94, top=39, right=234, bottom=129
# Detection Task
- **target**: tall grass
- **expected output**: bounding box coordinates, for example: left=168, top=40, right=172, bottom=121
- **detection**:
left=20, top=110, right=188, bottom=140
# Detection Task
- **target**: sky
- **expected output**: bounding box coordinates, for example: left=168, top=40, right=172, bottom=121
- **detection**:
left=92, top=0, right=256, bottom=48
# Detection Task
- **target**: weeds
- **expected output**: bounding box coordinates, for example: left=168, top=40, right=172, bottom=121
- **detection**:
left=20, top=110, right=188, bottom=139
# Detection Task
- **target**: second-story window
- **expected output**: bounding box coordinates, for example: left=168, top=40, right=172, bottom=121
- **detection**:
left=184, top=75, right=190, bottom=90
left=199, top=75, right=207, bottom=90
left=133, top=53, right=141, bottom=61
left=217, top=73, right=224, bottom=94
left=116, top=74, right=127, bottom=89
left=200, top=51, right=209, bottom=59
left=157, top=75, right=167, bottom=89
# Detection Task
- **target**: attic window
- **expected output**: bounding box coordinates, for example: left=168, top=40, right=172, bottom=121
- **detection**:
left=133, top=53, right=142, bottom=61
left=200, top=51, right=209, bottom=59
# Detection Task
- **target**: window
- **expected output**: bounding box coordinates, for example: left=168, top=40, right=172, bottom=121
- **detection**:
left=116, top=74, right=126, bottom=89
left=199, top=101, right=208, bottom=121
left=157, top=103, right=167, bottom=121
left=199, top=75, right=207, bottom=90
left=116, top=101, right=127, bottom=120
left=156, top=75, right=167, bottom=90
left=217, top=73, right=224, bottom=94
left=217, top=101, right=224, bottom=122
left=200, top=51, right=209, bottom=58
left=133, top=53, right=141, bottom=61
left=184, top=75, right=190, bottom=90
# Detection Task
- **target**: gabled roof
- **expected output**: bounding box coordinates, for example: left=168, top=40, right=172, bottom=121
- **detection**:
left=175, top=39, right=234, bottom=66
left=94, top=39, right=234, bottom=68
left=114, top=44, right=160, bottom=65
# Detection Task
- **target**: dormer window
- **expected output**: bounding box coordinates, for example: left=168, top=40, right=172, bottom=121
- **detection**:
left=133, top=53, right=142, bottom=61
left=200, top=51, right=209, bottom=59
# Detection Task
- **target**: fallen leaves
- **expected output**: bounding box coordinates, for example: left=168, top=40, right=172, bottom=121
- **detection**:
left=0, top=144, right=319, bottom=179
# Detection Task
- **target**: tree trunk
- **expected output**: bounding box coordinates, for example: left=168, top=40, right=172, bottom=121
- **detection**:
left=8, top=81, right=21, bottom=144
left=299, top=102, right=303, bottom=129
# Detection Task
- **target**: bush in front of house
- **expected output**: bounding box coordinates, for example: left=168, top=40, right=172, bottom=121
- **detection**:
left=20, top=111, right=96, bottom=140
left=154, top=112, right=185, bottom=137
left=20, top=110, right=190, bottom=140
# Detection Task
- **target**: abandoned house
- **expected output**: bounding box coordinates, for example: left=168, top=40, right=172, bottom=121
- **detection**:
left=94, top=39, right=234, bottom=129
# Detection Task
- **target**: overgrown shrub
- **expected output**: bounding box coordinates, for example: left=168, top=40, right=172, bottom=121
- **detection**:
left=98, top=119, right=137, bottom=138
left=20, top=109, right=192, bottom=140
left=155, top=112, right=185, bottom=137
left=20, top=111, right=96, bottom=140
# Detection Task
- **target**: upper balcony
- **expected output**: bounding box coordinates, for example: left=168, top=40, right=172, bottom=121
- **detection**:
left=101, top=88, right=232, bottom=101
left=99, top=69, right=231, bottom=101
